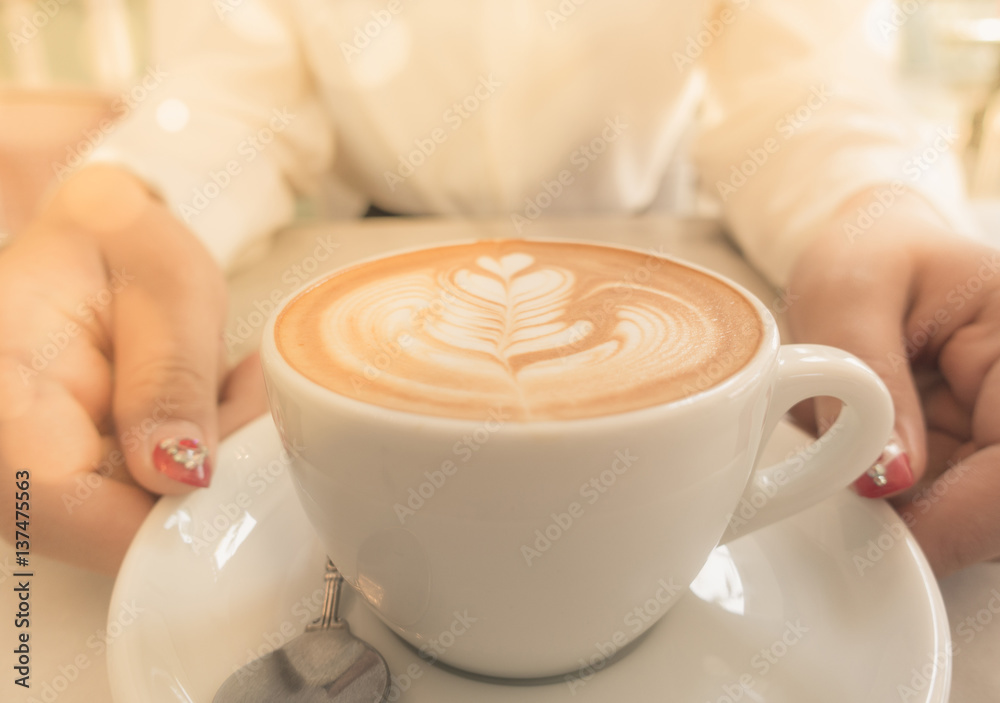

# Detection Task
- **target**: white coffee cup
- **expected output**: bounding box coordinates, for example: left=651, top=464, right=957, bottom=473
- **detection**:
left=260, top=241, right=893, bottom=679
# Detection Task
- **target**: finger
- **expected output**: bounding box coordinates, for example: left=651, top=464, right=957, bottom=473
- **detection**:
left=218, top=352, right=268, bottom=437
left=95, top=434, right=142, bottom=487
left=787, top=261, right=923, bottom=497
left=40, top=471, right=155, bottom=574
left=935, top=287, right=1000, bottom=411
left=923, top=430, right=966, bottom=481
left=921, top=380, right=972, bottom=440
left=0, top=231, right=150, bottom=573
left=911, top=329, right=1000, bottom=574
left=0, top=231, right=113, bottom=423
left=0, top=376, right=154, bottom=575
left=104, top=205, right=228, bottom=495
left=889, top=430, right=965, bottom=506
left=898, top=445, right=1000, bottom=577
left=969, top=357, right=1000, bottom=448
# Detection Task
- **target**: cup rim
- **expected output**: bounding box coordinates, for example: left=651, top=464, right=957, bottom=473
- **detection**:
left=260, top=236, right=781, bottom=430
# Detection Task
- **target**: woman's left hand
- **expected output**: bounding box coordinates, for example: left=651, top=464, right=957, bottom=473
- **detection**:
left=786, top=189, right=1000, bottom=577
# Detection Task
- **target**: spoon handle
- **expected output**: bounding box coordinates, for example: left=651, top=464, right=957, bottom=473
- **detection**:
left=307, top=558, right=347, bottom=632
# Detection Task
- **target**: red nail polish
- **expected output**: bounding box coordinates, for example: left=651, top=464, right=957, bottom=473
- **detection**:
left=153, top=438, right=212, bottom=488
left=854, top=441, right=912, bottom=498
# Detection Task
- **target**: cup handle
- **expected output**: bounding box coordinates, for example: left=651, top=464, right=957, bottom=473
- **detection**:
left=721, top=344, right=894, bottom=543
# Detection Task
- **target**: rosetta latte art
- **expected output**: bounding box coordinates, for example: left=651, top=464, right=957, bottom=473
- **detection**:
left=275, top=240, right=763, bottom=420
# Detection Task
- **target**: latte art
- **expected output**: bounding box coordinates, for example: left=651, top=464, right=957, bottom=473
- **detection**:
left=275, top=240, right=763, bottom=420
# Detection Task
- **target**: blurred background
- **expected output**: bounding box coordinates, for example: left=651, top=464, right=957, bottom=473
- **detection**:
left=4, top=0, right=1000, bottom=242
left=0, top=0, right=147, bottom=241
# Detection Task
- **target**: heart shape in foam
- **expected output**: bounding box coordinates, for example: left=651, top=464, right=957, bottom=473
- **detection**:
left=475, top=253, right=535, bottom=278
left=433, top=253, right=586, bottom=368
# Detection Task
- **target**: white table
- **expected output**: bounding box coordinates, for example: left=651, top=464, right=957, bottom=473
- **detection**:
left=2, top=215, right=998, bottom=703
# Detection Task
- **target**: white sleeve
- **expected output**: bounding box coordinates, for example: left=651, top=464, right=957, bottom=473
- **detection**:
left=89, top=0, right=333, bottom=272
left=693, top=0, right=979, bottom=287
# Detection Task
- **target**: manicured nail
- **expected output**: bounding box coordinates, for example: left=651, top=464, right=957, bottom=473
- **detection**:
left=153, top=437, right=212, bottom=487
left=853, top=438, right=912, bottom=498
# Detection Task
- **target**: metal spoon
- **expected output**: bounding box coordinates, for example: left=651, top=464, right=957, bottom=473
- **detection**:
left=214, top=559, right=390, bottom=703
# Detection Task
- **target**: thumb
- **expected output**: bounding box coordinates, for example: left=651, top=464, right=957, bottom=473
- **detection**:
left=786, top=271, right=925, bottom=499
left=98, top=201, right=227, bottom=495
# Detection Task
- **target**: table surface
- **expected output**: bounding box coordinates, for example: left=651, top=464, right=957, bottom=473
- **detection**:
left=2, top=215, right=998, bottom=703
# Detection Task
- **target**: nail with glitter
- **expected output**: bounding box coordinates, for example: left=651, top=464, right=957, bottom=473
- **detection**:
left=153, top=437, right=212, bottom=488
left=854, top=438, right=912, bottom=499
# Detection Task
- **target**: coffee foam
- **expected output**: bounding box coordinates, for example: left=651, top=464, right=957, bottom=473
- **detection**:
left=275, top=240, right=763, bottom=420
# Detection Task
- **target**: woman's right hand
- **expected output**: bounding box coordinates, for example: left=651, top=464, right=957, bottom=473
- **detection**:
left=0, top=165, right=261, bottom=574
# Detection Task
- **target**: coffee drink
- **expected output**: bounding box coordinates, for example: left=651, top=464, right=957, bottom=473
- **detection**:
left=275, top=239, right=763, bottom=420
left=263, top=237, right=893, bottom=677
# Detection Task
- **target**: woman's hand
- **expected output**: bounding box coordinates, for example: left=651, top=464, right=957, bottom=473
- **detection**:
left=0, top=165, right=266, bottom=574
left=787, top=189, right=1000, bottom=577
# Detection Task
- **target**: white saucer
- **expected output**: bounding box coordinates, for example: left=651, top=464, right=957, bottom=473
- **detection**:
left=108, top=416, right=951, bottom=703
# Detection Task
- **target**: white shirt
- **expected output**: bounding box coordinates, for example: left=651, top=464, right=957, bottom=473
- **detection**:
left=93, top=0, right=976, bottom=285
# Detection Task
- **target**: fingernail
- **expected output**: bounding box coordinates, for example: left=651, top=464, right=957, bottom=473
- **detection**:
left=853, top=438, right=912, bottom=498
left=153, top=437, right=212, bottom=487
